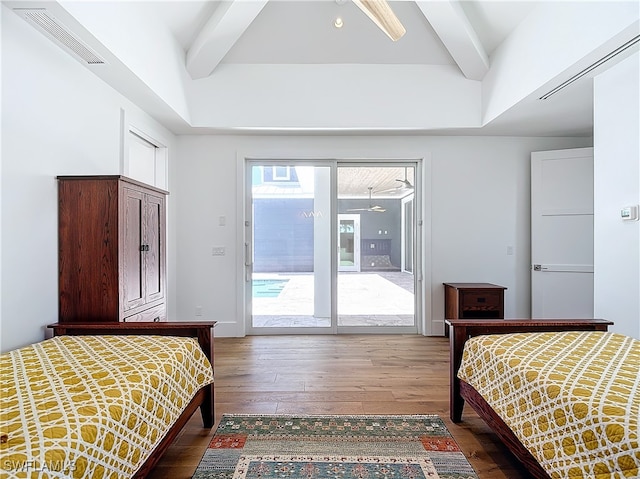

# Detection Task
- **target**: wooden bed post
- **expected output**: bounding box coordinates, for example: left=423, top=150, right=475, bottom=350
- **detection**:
left=449, top=325, right=467, bottom=423
left=197, top=326, right=215, bottom=428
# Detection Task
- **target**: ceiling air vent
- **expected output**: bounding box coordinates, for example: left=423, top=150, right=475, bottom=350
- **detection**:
left=539, top=35, right=640, bottom=100
left=14, top=8, right=105, bottom=65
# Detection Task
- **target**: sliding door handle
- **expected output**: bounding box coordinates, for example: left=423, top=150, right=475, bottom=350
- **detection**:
left=245, top=242, right=252, bottom=282
left=244, top=242, right=253, bottom=267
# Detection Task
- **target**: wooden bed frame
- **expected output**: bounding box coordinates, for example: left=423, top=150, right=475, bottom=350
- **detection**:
left=48, top=321, right=216, bottom=479
left=446, top=318, right=613, bottom=479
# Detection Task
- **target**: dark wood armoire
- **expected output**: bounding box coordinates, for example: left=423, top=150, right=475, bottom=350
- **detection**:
left=58, top=175, right=168, bottom=322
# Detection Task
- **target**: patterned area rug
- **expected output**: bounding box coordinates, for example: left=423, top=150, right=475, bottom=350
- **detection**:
left=192, top=414, right=478, bottom=479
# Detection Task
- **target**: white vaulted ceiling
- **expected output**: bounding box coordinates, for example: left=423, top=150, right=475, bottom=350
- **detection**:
left=187, top=1, right=458, bottom=67
left=4, top=0, right=639, bottom=136
left=157, top=1, right=533, bottom=67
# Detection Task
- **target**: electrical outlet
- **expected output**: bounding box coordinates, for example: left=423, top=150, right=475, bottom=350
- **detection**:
left=195, top=306, right=203, bottom=316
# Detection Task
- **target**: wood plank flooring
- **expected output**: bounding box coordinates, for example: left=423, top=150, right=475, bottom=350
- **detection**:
left=147, top=335, right=534, bottom=479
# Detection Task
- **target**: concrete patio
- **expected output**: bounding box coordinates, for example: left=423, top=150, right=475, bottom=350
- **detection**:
left=252, top=271, right=415, bottom=328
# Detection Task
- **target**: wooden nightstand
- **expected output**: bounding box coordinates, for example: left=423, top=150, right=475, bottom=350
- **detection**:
left=444, top=283, right=507, bottom=319
left=443, top=283, right=507, bottom=336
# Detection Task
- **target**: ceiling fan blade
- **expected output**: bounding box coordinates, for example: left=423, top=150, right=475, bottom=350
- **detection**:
left=347, top=186, right=386, bottom=212
left=397, top=179, right=413, bottom=188
left=375, top=186, right=399, bottom=194
left=352, top=0, right=406, bottom=42
left=347, top=207, right=386, bottom=212
left=376, top=180, right=412, bottom=195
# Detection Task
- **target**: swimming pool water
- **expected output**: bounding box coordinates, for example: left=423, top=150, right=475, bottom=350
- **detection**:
left=252, top=279, right=289, bottom=298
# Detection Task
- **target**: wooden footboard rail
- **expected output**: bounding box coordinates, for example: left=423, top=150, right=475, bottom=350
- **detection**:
left=446, top=318, right=613, bottom=478
left=48, top=321, right=216, bottom=478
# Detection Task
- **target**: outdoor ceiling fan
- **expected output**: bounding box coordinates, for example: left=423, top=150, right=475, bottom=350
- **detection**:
left=376, top=167, right=414, bottom=194
left=347, top=187, right=386, bottom=213
left=352, top=0, right=406, bottom=42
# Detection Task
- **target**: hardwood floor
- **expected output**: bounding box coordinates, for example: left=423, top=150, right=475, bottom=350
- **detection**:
left=147, top=335, right=534, bottom=479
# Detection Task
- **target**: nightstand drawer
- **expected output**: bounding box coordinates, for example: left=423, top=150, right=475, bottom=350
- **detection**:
left=443, top=283, right=507, bottom=329
left=460, top=291, right=501, bottom=310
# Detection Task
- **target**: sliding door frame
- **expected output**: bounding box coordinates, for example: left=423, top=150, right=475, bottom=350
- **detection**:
left=244, top=159, right=338, bottom=336
left=335, top=160, right=421, bottom=335
left=238, top=155, right=427, bottom=336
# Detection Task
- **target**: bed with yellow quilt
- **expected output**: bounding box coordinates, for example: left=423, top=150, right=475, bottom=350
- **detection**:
left=0, top=322, right=215, bottom=479
left=456, top=330, right=639, bottom=479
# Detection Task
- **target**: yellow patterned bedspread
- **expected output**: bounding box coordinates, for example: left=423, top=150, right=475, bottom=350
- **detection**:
left=458, top=331, right=639, bottom=479
left=0, top=335, right=214, bottom=479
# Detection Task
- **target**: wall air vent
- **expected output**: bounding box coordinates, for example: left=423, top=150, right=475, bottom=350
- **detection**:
left=13, top=8, right=106, bottom=65
left=539, top=35, right=640, bottom=100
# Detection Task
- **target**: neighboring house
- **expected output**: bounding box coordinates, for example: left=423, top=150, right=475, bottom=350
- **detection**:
left=253, top=166, right=404, bottom=272
left=1, top=1, right=638, bottom=351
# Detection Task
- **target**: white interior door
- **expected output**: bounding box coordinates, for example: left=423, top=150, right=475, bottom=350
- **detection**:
left=531, top=148, right=594, bottom=318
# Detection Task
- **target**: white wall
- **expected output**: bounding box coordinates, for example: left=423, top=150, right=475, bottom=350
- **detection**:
left=0, top=7, right=176, bottom=351
left=172, top=135, right=590, bottom=337
left=593, top=52, right=640, bottom=339
left=186, top=65, right=481, bottom=129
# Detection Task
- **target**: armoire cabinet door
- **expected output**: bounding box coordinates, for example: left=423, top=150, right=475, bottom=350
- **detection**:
left=122, top=187, right=146, bottom=311
left=144, top=192, right=165, bottom=303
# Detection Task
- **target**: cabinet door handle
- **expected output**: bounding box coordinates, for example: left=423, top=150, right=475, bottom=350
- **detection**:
left=140, top=245, right=149, bottom=252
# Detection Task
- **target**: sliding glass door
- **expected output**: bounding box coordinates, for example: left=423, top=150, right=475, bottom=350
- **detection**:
left=336, top=166, right=416, bottom=331
left=247, top=164, right=332, bottom=331
left=246, top=161, right=418, bottom=334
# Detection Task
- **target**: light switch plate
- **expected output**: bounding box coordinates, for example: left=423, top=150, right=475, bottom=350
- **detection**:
left=621, top=205, right=639, bottom=221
